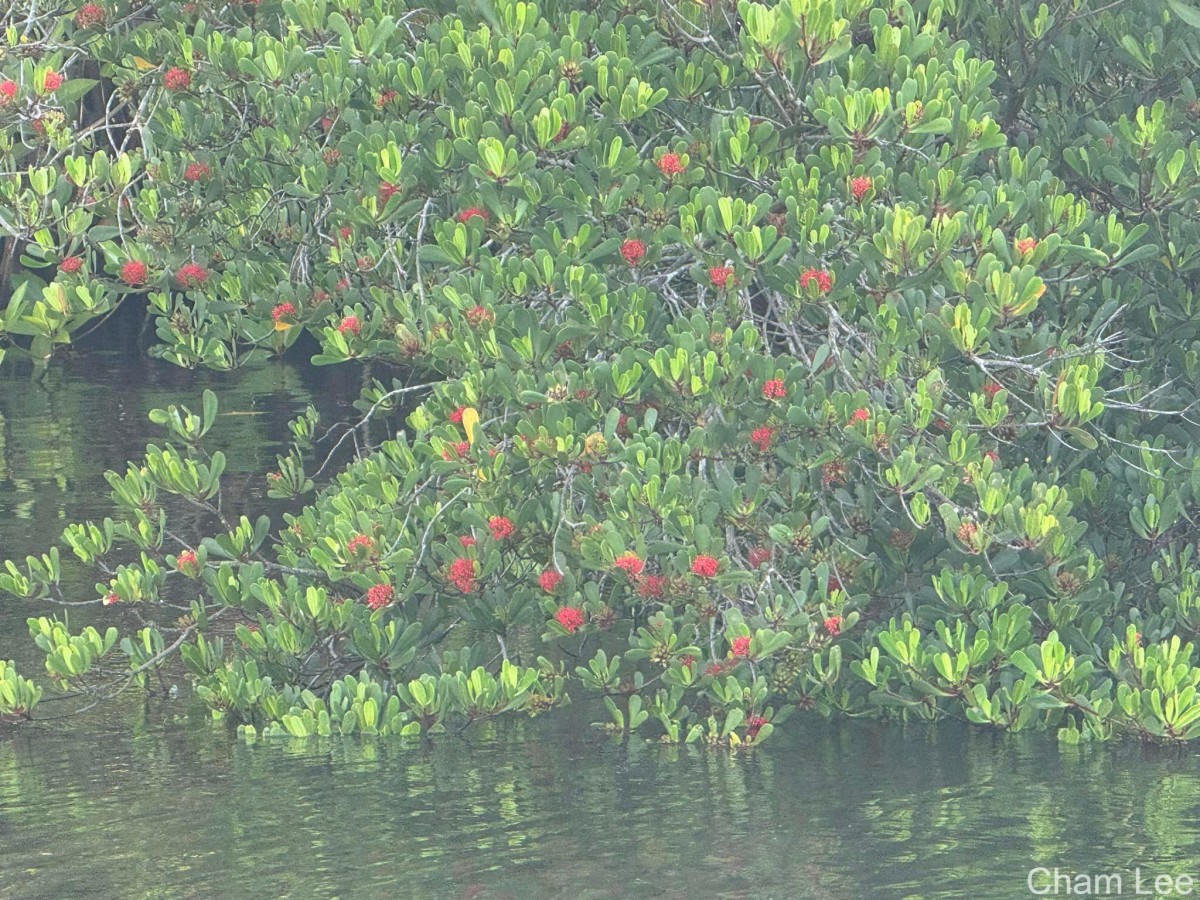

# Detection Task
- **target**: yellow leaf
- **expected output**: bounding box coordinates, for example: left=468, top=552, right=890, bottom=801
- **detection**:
left=274, top=320, right=292, bottom=331
left=461, top=407, right=480, bottom=446
left=132, top=56, right=157, bottom=71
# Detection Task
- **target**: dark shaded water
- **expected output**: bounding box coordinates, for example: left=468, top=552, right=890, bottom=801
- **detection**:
left=1, top=338, right=1199, bottom=899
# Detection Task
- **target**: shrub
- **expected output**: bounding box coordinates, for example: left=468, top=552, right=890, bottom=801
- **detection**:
left=5, top=0, right=1200, bottom=746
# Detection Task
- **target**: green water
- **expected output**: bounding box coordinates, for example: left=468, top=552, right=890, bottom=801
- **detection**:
left=2, top=342, right=1199, bottom=899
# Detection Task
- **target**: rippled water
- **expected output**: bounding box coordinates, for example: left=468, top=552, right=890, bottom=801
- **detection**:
left=2, top=330, right=1199, bottom=899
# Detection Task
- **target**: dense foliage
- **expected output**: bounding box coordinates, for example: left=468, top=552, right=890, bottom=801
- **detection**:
left=7, top=0, right=1200, bottom=746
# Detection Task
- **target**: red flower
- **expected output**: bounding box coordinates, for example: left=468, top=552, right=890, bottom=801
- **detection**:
left=102, top=591, right=121, bottom=606
left=466, top=305, right=495, bottom=327
left=176, top=263, right=208, bottom=287
left=43, top=70, right=64, bottom=92
left=614, top=553, right=645, bottom=577
left=709, top=266, right=735, bottom=288
left=539, top=570, right=563, bottom=592
left=750, top=426, right=774, bottom=452
left=746, top=715, right=767, bottom=738
left=337, top=226, right=352, bottom=244
left=0, top=81, right=16, bottom=102
left=366, top=584, right=395, bottom=610
left=985, top=450, right=1000, bottom=463
left=731, top=636, right=752, bottom=658
left=800, top=268, right=833, bottom=293
left=748, top=547, right=771, bottom=568
left=488, top=515, right=515, bottom=541
left=1016, top=237, right=1038, bottom=256
left=272, top=302, right=297, bottom=322
left=851, top=176, right=872, bottom=202
left=691, top=555, right=720, bottom=577
left=120, top=260, right=148, bottom=286
left=449, top=557, right=477, bottom=593
left=459, top=534, right=476, bottom=548
left=378, top=182, right=401, bottom=204
left=58, top=256, right=83, bottom=275
left=458, top=207, right=488, bottom=223
left=638, top=574, right=667, bottom=599
left=347, top=534, right=374, bottom=555
left=442, top=441, right=472, bottom=461
left=449, top=406, right=467, bottom=424
left=657, top=153, right=685, bottom=177
left=377, top=89, right=398, bottom=108
left=164, top=67, right=191, bottom=91
left=824, top=615, right=844, bottom=636
left=184, top=162, right=210, bottom=182
left=176, top=550, right=198, bottom=573
left=338, top=315, right=361, bottom=336
left=620, top=239, right=646, bottom=266
left=849, top=407, right=870, bottom=425
left=983, top=381, right=1003, bottom=399
left=75, top=3, right=106, bottom=26
left=555, top=606, right=586, bottom=633
left=704, top=661, right=727, bottom=677
left=762, top=379, right=787, bottom=400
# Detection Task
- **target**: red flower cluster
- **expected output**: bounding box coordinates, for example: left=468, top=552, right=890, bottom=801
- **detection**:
left=377, top=90, right=398, bottom=108
left=985, top=449, right=1000, bottom=463
left=746, top=715, right=767, bottom=738
left=748, top=547, right=771, bottom=568
left=184, top=162, right=210, bottom=182
left=176, top=550, right=198, bottom=573
left=120, top=260, right=148, bottom=286
left=620, top=239, right=646, bottom=266
left=450, top=406, right=467, bottom=424
left=657, top=153, right=685, bottom=177
left=164, top=67, right=191, bottom=91
left=102, top=591, right=121, bottom=606
left=366, top=584, right=395, bottom=610
left=750, top=426, right=774, bottom=452
left=638, top=574, right=667, bottom=599
left=0, top=81, right=16, bottom=102
left=555, top=606, right=585, bottom=633
left=272, top=302, right=297, bottom=322
left=731, top=636, right=752, bottom=658
left=762, top=379, right=787, bottom=400
left=459, top=534, right=476, bottom=547
left=59, top=256, right=83, bottom=274
left=176, top=263, right=208, bottom=287
left=347, top=534, right=375, bottom=555
left=449, top=558, right=476, bottom=593
left=458, top=207, right=488, bottom=223
left=338, top=315, right=361, bottom=336
left=691, top=555, right=720, bottom=577
left=1016, top=237, right=1038, bottom=255
left=75, top=3, right=106, bottom=26
left=851, top=176, right=872, bottom=202
left=824, top=616, right=844, bottom=636
left=709, top=266, right=735, bottom=288
left=466, top=305, right=495, bottom=327
left=378, top=182, right=401, bottom=203
left=539, top=570, right=563, bottom=592
left=983, top=380, right=1003, bottom=399
left=43, top=70, right=64, bottom=92
left=849, top=407, right=870, bottom=425
left=800, top=268, right=833, bottom=293
left=614, top=553, right=645, bottom=577
left=488, top=516, right=515, bottom=541
left=442, top=441, right=471, bottom=461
